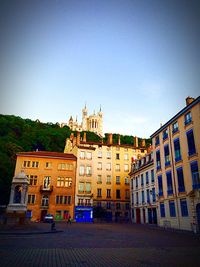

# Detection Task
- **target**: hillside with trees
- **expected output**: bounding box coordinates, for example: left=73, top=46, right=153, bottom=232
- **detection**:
left=0, top=114, right=151, bottom=205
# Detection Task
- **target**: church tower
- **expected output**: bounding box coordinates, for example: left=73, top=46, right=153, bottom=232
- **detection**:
left=97, top=105, right=103, bottom=137
left=82, top=104, right=88, bottom=131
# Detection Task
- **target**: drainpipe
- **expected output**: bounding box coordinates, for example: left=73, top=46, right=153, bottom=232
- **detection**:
left=168, top=124, right=181, bottom=229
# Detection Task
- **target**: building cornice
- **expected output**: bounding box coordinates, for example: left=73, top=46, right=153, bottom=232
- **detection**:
left=150, top=96, right=200, bottom=138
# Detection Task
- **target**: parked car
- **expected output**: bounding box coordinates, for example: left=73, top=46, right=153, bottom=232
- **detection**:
left=44, top=214, right=54, bottom=223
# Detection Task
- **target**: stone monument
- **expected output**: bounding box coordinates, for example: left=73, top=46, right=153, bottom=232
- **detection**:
left=6, top=170, right=29, bottom=224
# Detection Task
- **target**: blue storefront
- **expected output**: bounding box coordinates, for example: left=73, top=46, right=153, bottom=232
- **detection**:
left=75, top=206, right=93, bottom=223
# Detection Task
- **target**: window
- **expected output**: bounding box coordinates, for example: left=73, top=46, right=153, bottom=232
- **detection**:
left=141, top=174, right=144, bottom=186
left=174, top=138, right=182, bottom=162
left=191, top=161, right=200, bottom=189
left=64, top=177, right=72, bottom=187
left=158, top=175, right=163, bottom=196
left=106, top=175, right=111, bottom=184
left=80, top=151, right=85, bottom=159
left=136, top=192, right=139, bottom=204
left=97, top=162, right=102, bottom=170
left=142, top=191, right=145, bottom=203
left=125, top=189, right=129, bottom=199
left=185, top=111, right=192, bottom=125
left=151, top=170, right=154, bottom=183
left=156, top=150, right=161, bottom=170
left=136, top=176, right=138, bottom=188
left=160, top=203, right=165, bottom=217
left=97, top=175, right=102, bottom=184
left=107, top=152, right=111, bottom=159
left=32, top=161, right=39, bottom=168
left=131, top=178, right=134, bottom=190
left=107, top=202, right=111, bottom=209
left=131, top=193, right=134, bottom=204
left=151, top=188, right=156, bottom=202
left=58, top=163, right=73, bottom=170
left=86, top=152, right=92, bottom=160
left=163, top=129, right=168, bottom=140
left=116, top=202, right=121, bottom=209
left=28, top=175, right=37, bottom=186
left=115, top=164, right=120, bottom=171
left=176, top=167, right=185, bottom=192
left=98, top=151, right=102, bottom=158
left=180, top=199, right=188, bottom=217
left=124, top=153, right=129, bottom=160
left=78, top=182, right=84, bottom=193
left=172, top=121, right=179, bottom=134
left=146, top=172, right=149, bottom=184
left=23, top=161, right=30, bottom=167
left=85, top=182, right=91, bottom=193
left=116, top=176, right=120, bottom=184
left=116, top=189, right=121, bottom=199
left=97, top=188, right=102, bottom=197
left=56, top=195, right=71, bottom=205
left=186, top=129, right=196, bottom=156
left=57, top=177, right=72, bottom=187
left=28, top=194, right=35, bottom=204
left=124, top=164, right=129, bottom=172
left=41, top=195, right=49, bottom=206
left=43, top=176, right=51, bottom=189
left=155, top=135, right=160, bottom=146
left=169, top=201, right=176, bottom=217
left=116, top=153, right=120, bottom=160
left=125, top=203, right=130, bottom=210
left=125, top=176, right=129, bottom=185
left=79, top=165, right=85, bottom=176
left=107, top=189, right=111, bottom=198
left=106, top=163, right=111, bottom=171
left=45, top=162, right=52, bottom=168
left=86, top=166, right=92, bottom=176
left=147, top=189, right=150, bottom=203
left=166, top=171, right=173, bottom=195
left=164, top=144, right=170, bottom=166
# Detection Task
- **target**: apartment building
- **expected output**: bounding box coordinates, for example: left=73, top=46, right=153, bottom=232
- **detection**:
left=64, top=132, right=147, bottom=222
left=12, top=151, right=77, bottom=222
left=129, top=151, right=157, bottom=225
left=150, top=96, right=200, bottom=232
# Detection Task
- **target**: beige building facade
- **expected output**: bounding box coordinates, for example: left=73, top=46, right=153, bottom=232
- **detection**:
left=151, top=96, right=200, bottom=232
left=64, top=132, right=147, bottom=222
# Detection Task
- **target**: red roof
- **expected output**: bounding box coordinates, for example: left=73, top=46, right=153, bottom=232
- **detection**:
left=16, top=151, right=77, bottom=160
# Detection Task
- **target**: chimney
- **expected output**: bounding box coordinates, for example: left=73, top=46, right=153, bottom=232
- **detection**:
left=118, top=134, right=121, bottom=146
left=186, top=96, right=195, bottom=106
left=83, top=132, right=87, bottom=142
left=141, top=139, right=146, bottom=147
left=70, top=133, right=74, bottom=140
left=134, top=136, right=138, bottom=148
left=107, top=133, right=113, bottom=145
left=76, top=131, right=80, bottom=146
left=147, top=144, right=152, bottom=153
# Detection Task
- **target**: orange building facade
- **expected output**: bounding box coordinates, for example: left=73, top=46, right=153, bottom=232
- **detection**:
left=14, top=151, right=77, bottom=222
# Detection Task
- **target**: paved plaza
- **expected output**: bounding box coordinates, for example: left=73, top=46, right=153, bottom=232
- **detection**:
left=0, top=222, right=200, bottom=267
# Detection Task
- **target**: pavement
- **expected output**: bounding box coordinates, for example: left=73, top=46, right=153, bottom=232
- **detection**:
left=0, top=222, right=200, bottom=267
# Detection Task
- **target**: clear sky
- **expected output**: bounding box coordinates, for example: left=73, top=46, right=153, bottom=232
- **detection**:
left=0, top=0, right=199, bottom=138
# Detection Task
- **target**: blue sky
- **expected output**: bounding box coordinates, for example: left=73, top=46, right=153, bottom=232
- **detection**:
left=0, top=0, right=199, bottom=138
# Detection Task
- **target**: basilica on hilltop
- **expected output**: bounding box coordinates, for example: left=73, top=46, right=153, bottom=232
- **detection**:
left=61, top=105, right=103, bottom=137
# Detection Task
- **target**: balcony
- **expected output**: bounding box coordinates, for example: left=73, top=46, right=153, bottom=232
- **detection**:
left=40, top=185, right=53, bottom=192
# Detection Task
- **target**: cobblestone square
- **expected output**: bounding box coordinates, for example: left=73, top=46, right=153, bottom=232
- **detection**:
left=0, top=222, right=200, bottom=266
